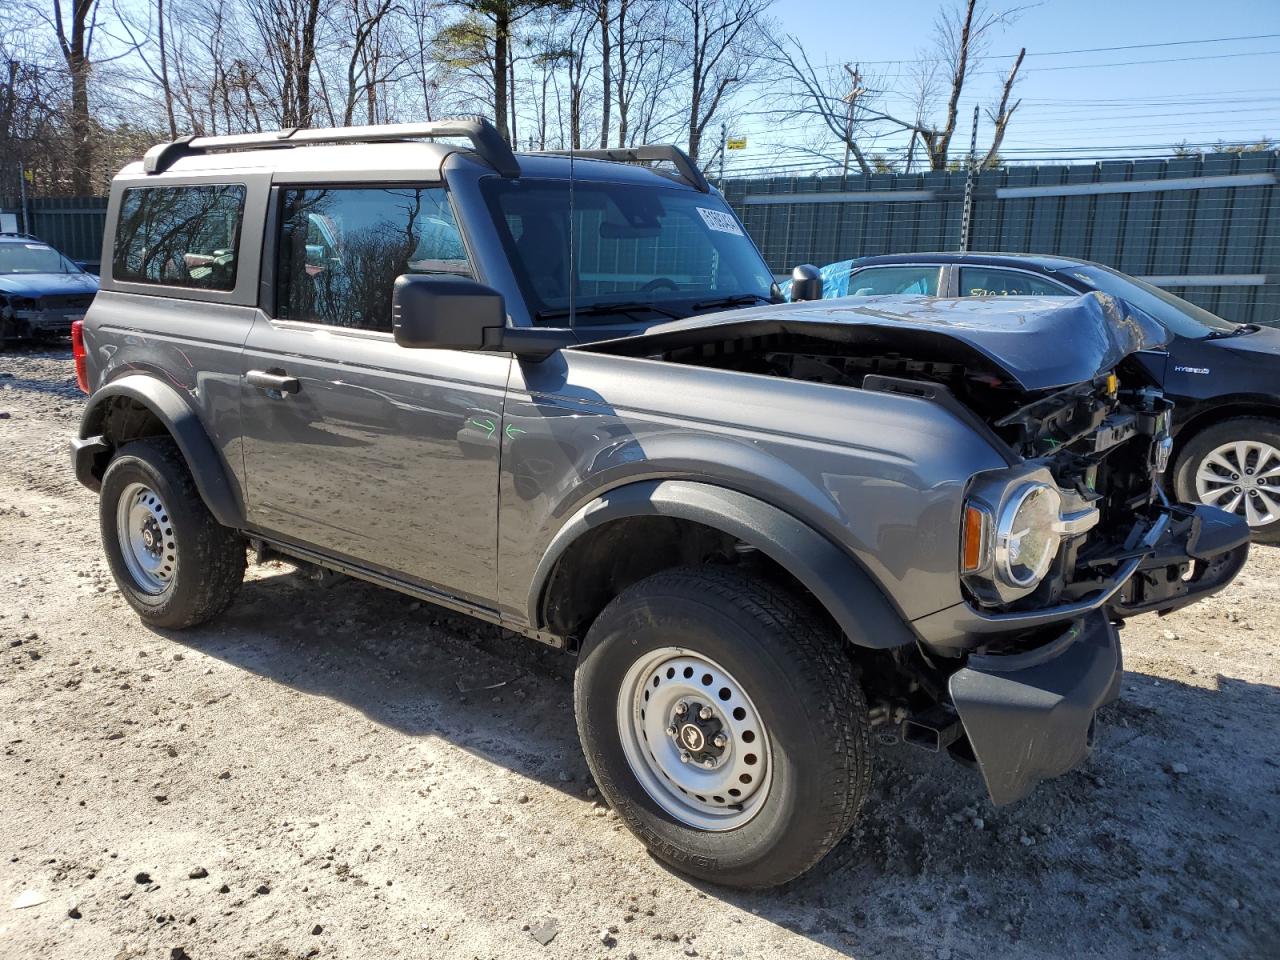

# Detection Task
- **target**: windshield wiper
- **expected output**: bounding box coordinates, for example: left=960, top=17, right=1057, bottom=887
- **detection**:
left=691, top=293, right=774, bottom=311
left=1205, top=324, right=1257, bottom=339
left=534, top=301, right=683, bottom=322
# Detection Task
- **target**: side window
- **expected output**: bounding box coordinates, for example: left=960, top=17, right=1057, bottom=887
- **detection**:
left=113, top=184, right=246, bottom=290
left=846, top=266, right=941, bottom=296
left=959, top=267, right=1072, bottom=297
left=276, top=186, right=470, bottom=332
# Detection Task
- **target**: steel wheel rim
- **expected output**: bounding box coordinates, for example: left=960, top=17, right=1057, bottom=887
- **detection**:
left=1194, top=440, right=1280, bottom=528
left=115, top=482, right=177, bottom=595
left=617, top=647, right=773, bottom=832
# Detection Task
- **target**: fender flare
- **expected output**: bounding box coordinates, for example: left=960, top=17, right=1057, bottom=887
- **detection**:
left=529, top=479, right=916, bottom=650
left=74, top=374, right=244, bottom=528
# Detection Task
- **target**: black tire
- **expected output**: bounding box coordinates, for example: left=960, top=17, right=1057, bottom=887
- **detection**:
left=1172, top=416, right=1280, bottom=543
left=99, top=437, right=246, bottom=628
left=574, top=566, right=870, bottom=889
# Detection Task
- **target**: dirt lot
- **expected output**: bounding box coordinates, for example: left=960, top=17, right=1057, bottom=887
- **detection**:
left=0, top=346, right=1276, bottom=960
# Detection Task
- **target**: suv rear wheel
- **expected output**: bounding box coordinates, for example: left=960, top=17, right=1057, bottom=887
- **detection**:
left=1173, top=417, right=1280, bottom=542
left=574, top=566, right=870, bottom=889
left=100, top=438, right=246, bottom=628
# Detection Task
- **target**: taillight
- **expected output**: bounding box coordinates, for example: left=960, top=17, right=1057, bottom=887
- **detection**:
left=71, top=320, right=89, bottom=393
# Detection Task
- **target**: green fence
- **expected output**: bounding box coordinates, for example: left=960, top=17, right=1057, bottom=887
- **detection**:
left=6, top=150, right=1280, bottom=322
left=0, top=196, right=109, bottom=270
left=722, top=150, right=1280, bottom=325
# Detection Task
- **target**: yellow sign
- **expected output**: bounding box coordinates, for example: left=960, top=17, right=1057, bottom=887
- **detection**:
left=726, top=137, right=747, bottom=150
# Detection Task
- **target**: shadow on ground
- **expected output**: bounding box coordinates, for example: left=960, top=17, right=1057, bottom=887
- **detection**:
left=162, top=565, right=1280, bottom=960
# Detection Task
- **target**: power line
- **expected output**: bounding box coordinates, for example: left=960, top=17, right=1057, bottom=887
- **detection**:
left=818, top=33, right=1280, bottom=68
left=1022, top=33, right=1280, bottom=57
left=1022, top=48, right=1280, bottom=73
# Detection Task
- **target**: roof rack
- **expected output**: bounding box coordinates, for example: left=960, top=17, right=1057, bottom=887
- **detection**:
left=142, top=116, right=520, bottom=178
left=0, top=231, right=40, bottom=241
left=526, top=145, right=710, bottom=193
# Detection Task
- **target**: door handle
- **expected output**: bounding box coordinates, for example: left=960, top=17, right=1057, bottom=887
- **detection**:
left=246, top=369, right=300, bottom=395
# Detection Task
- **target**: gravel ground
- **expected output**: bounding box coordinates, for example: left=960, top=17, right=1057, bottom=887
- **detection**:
left=0, top=346, right=1277, bottom=960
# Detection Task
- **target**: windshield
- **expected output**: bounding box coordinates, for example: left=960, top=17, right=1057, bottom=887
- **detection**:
left=1067, top=264, right=1237, bottom=338
left=480, top=178, right=776, bottom=324
left=0, top=242, right=81, bottom=276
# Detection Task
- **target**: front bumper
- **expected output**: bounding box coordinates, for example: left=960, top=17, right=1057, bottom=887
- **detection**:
left=1, top=304, right=88, bottom=339
left=914, top=502, right=1250, bottom=647
left=950, top=611, right=1120, bottom=806
left=944, top=502, right=1248, bottom=806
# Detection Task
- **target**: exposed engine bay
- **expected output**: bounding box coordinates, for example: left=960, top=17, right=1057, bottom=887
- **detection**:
left=583, top=315, right=1240, bottom=624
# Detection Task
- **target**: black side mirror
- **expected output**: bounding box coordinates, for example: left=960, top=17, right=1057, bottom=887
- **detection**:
left=392, top=274, right=579, bottom=359
left=789, top=264, right=824, bottom=303
left=393, top=274, right=507, bottom=350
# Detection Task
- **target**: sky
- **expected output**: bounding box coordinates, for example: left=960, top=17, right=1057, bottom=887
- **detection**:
left=722, top=0, right=1280, bottom=175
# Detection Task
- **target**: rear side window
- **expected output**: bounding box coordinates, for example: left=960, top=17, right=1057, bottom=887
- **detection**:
left=113, top=185, right=246, bottom=290
left=846, top=266, right=941, bottom=296
left=275, top=186, right=470, bottom=333
left=959, top=267, right=1071, bottom=298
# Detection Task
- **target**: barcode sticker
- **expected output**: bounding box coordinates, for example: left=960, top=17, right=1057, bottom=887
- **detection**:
left=697, top=207, right=744, bottom=236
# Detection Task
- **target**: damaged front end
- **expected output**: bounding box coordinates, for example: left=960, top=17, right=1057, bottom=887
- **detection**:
left=583, top=292, right=1250, bottom=806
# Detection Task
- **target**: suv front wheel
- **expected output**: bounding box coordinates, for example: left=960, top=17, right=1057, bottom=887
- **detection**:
left=574, top=566, right=871, bottom=889
left=100, top=438, right=246, bottom=628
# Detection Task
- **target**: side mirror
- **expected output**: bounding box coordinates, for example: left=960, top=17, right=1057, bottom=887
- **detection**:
left=392, top=274, right=579, bottom=359
left=789, top=264, right=824, bottom=303
left=393, top=274, right=507, bottom=350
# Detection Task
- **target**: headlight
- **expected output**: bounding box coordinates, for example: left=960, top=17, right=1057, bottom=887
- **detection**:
left=994, top=484, right=1063, bottom=588
left=961, top=471, right=1101, bottom=606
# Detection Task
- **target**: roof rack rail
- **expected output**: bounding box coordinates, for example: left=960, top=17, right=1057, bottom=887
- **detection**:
left=142, top=117, right=520, bottom=178
left=527, top=145, right=711, bottom=193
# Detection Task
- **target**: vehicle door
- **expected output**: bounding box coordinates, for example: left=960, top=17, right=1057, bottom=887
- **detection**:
left=844, top=264, right=943, bottom=297
left=240, top=183, right=510, bottom=609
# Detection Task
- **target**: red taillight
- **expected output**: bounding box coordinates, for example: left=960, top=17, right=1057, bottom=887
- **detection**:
left=71, top=320, right=89, bottom=393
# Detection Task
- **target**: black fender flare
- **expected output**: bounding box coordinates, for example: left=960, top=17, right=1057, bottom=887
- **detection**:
left=73, top=374, right=244, bottom=528
left=529, top=479, right=915, bottom=650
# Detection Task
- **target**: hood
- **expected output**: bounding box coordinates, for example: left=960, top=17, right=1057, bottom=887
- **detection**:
left=1203, top=323, right=1280, bottom=359
left=602, top=293, right=1170, bottom=392
left=0, top=272, right=99, bottom=298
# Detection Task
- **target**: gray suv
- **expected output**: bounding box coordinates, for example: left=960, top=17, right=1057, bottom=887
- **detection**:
left=70, top=118, right=1249, bottom=889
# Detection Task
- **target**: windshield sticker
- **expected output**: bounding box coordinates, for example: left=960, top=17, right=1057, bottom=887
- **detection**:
left=25, top=244, right=50, bottom=250
left=697, top=207, right=744, bottom=236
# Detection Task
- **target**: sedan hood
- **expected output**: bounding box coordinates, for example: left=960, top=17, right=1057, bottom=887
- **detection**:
left=1203, top=322, right=1280, bottom=358
left=591, top=293, right=1170, bottom=391
left=0, top=272, right=99, bottom=298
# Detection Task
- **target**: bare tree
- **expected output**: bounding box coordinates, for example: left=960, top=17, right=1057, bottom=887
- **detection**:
left=49, top=0, right=101, bottom=193
left=763, top=36, right=879, bottom=175
left=865, top=0, right=1026, bottom=171
left=671, top=0, right=771, bottom=164
left=342, top=0, right=398, bottom=124
left=249, top=0, right=325, bottom=127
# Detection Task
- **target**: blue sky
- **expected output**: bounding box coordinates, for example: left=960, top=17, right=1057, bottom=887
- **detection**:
left=726, top=0, right=1280, bottom=173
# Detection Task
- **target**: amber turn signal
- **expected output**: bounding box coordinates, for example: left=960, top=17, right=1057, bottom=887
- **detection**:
left=961, top=503, right=990, bottom=574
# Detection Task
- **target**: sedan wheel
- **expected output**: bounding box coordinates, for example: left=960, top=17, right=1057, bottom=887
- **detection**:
left=1174, top=417, right=1280, bottom=542
left=1193, top=440, right=1280, bottom=528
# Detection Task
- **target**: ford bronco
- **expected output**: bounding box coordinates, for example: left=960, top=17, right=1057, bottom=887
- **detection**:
left=70, top=118, right=1249, bottom=888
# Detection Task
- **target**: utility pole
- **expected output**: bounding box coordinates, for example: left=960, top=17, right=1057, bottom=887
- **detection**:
left=840, top=64, right=864, bottom=177
left=17, top=160, right=29, bottom=235
left=959, top=105, right=979, bottom=252
left=719, top=122, right=726, bottom=185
